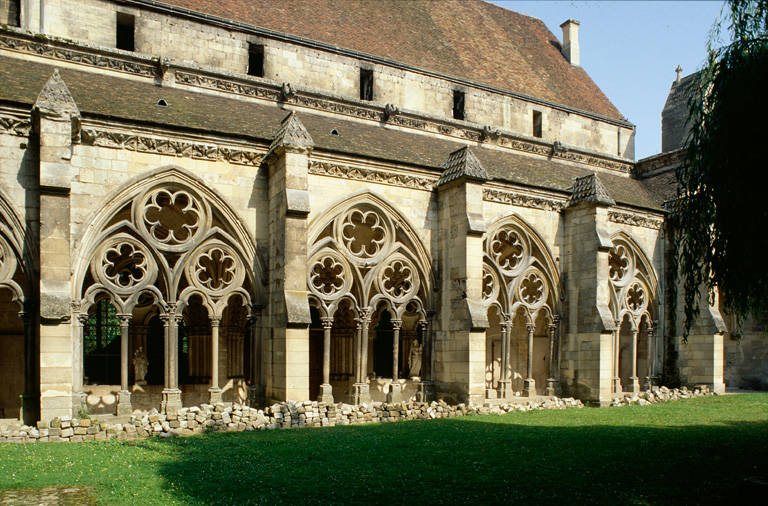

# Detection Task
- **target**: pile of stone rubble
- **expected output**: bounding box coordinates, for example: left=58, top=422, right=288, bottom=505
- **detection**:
left=609, top=385, right=716, bottom=407
left=0, top=396, right=582, bottom=443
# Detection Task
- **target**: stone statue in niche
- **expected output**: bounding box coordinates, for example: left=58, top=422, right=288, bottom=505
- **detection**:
left=133, top=347, right=149, bottom=385
left=409, top=340, right=422, bottom=379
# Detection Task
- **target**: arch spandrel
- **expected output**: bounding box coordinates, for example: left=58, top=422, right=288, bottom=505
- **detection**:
left=308, top=191, right=435, bottom=316
left=73, top=166, right=264, bottom=311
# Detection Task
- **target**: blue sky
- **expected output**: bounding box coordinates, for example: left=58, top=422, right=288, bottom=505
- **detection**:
left=491, top=1, right=726, bottom=159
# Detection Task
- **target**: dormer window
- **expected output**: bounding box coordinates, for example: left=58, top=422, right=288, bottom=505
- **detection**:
left=532, top=110, right=543, bottom=138
left=453, top=90, right=465, bottom=121
left=360, top=68, right=373, bottom=101
left=116, top=13, right=135, bottom=52
left=3, top=0, right=20, bottom=27
left=248, top=43, right=264, bottom=77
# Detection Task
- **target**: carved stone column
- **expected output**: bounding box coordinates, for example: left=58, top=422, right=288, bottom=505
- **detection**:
left=629, top=328, right=640, bottom=393
left=387, top=319, right=403, bottom=403
left=643, top=325, right=655, bottom=391
left=545, top=316, right=561, bottom=396
left=417, top=318, right=435, bottom=403
left=523, top=322, right=536, bottom=397
left=208, top=315, right=222, bottom=404
left=612, top=320, right=622, bottom=394
left=116, top=314, right=132, bottom=416
left=70, top=312, right=88, bottom=417
left=318, top=316, right=334, bottom=404
left=497, top=318, right=512, bottom=399
left=354, top=310, right=372, bottom=405
left=161, top=312, right=182, bottom=414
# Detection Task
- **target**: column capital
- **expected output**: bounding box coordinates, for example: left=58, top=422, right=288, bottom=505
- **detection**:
left=118, top=314, right=132, bottom=326
left=391, top=319, right=403, bottom=331
left=210, top=315, right=221, bottom=327
left=526, top=322, right=536, bottom=333
left=321, top=317, right=334, bottom=329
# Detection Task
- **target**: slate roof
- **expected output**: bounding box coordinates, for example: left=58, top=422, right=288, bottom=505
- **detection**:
left=437, top=147, right=490, bottom=187
left=149, top=0, right=625, bottom=122
left=0, top=55, right=665, bottom=210
left=567, top=173, right=615, bottom=207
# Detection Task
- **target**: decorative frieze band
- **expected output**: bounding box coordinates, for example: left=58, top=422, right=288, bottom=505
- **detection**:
left=608, top=211, right=664, bottom=230
left=0, top=115, right=31, bottom=137
left=170, top=72, right=631, bottom=174
left=309, top=160, right=436, bottom=191
left=174, top=71, right=281, bottom=101
left=482, top=188, right=565, bottom=212
left=0, top=33, right=158, bottom=78
left=80, top=128, right=262, bottom=166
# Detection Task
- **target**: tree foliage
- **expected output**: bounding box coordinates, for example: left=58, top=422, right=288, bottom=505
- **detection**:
left=670, top=0, right=768, bottom=335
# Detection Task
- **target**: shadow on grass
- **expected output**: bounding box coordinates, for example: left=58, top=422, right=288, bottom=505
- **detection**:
left=142, top=399, right=768, bottom=506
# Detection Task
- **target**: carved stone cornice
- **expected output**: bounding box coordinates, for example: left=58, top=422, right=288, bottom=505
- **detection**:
left=0, top=115, right=31, bottom=137
left=482, top=188, right=566, bottom=212
left=0, top=32, right=158, bottom=78
left=174, top=70, right=281, bottom=101
left=80, top=128, right=263, bottom=166
left=608, top=211, right=664, bottom=230
left=169, top=70, right=632, bottom=175
left=308, top=160, right=436, bottom=191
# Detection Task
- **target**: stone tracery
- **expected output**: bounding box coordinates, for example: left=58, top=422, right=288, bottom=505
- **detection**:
left=74, top=168, right=262, bottom=415
left=607, top=234, right=658, bottom=394
left=481, top=217, right=560, bottom=399
left=307, top=195, right=433, bottom=405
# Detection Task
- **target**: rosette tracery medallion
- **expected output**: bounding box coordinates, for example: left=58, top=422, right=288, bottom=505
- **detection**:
left=309, top=254, right=351, bottom=300
left=490, top=228, right=526, bottom=275
left=338, top=209, right=391, bottom=262
left=380, top=259, right=417, bottom=301
left=187, top=243, right=244, bottom=297
left=139, top=188, right=205, bottom=252
left=93, top=236, right=156, bottom=296
left=608, top=245, right=631, bottom=286
left=518, top=271, right=547, bottom=308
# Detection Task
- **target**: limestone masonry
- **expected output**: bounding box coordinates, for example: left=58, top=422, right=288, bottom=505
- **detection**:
left=0, top=0, right=730, bottom=427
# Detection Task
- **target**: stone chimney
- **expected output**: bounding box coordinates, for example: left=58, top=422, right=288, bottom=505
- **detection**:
left=560, top=19, right=581, bottom=66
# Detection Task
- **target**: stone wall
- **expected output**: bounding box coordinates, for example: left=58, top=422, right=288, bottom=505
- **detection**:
left=30, top=0, right=634, bottom=158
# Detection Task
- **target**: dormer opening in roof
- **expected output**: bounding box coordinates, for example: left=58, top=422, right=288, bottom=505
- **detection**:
left=157, top=99, right=168, bottom=107
left=560, top=19, right=580, bottom=66
left=2, top=0, right=20, bottom=27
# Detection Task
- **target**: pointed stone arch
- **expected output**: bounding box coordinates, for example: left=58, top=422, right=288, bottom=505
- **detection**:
left=307, top=190, right=434, bottom=404
left=607, top=231, right=660, bottom=394
left=481, top=214, right=561, bottom=398
left=72, top=165, right=263, bottom=414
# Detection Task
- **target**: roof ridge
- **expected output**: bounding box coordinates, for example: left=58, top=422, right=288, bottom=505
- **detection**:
left=437, top=145, right=490, bottom=186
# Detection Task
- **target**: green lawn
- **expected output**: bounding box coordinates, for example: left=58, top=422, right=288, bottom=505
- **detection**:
left=2, top=394, right=767, bottom=506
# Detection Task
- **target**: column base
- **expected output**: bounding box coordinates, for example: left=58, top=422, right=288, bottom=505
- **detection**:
left=353, top=382, right=371, bottom=405
left=497, top=379, right=511, bottom=399
left=545, top=378, right=559, bottom=397
left=161, top=388, right=182, bottom=415
left=71, top=391, right=87, bottom=418
left=20, top=393, right=40, bottom=425
left=629, top=376, right=640, bottom=393
left=612, top=377, right=623, bottom=394
left=417, top=381, right=435, bottom=404
left=116, top=390, right=133, bottom=416
left=208, top=386, right=223, bottom=404
left=523, top=378, right=536, bottom=397
left=318, top=383, right=334, bottom=405
left=386, top=382, right=403, bottom=404
left=643, top=376, right=654, bottom=392
left=248, top=385, right=266, bottom=408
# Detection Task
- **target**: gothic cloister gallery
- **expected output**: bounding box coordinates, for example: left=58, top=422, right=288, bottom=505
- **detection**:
left=0, top=0, right=725, bottom=424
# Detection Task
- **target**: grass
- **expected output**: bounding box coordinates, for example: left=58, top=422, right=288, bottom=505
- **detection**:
left=1, top=394, right=767, bottom=506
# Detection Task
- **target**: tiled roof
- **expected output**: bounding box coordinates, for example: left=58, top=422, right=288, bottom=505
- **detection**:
left=567, top=173, right=615, bottom=207
left=151, top=0, right=625, bottom=121
left=0, top=55, right=662, bottom=210
left=437, top=146, right=490, bottom=187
